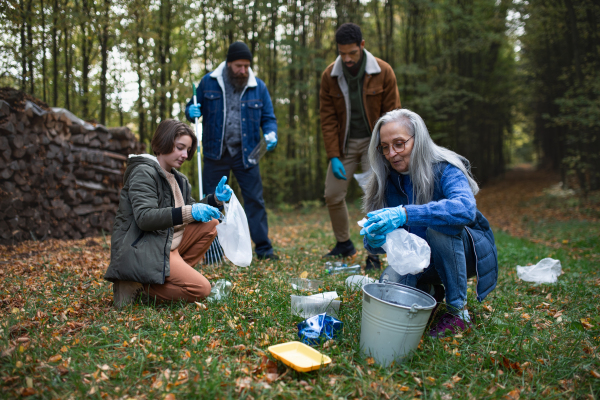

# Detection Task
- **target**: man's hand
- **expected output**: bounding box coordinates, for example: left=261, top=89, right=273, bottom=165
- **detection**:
left=189, top=104, right=201, bottom=119
left=330, top=157, right=347, bottom=180
left=265, top=132, right=277, bottom=151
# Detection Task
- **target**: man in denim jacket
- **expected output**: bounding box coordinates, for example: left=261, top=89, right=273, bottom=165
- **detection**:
left=185, top=42, right=279, bottom=260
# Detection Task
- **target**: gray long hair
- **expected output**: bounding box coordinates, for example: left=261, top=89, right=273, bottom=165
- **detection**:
left=363, top=109, right=479, bottom=212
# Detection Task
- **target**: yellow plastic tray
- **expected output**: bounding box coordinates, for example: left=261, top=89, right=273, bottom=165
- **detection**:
left=268, top=341, right=332, bottom=372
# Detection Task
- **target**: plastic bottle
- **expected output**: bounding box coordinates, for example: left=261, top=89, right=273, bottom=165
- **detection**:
left=325, top=264, right=361, bottom=275
left=207, top=279, right=233, bottom=302
left=324, top=261, right=346, bottom=269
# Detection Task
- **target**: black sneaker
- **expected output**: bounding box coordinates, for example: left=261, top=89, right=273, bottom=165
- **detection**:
left=257, top=253, right=280, bottom=261
left=322, top=240, right=357, bottom=258
left=364, top=254, right=381, bottom=271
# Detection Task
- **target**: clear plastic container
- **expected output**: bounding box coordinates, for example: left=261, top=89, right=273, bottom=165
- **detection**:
left=291, top=292, right=341, bottom=319
left=326, top=264, right=361, bottom=275
left=248, top=132, right=276, bottom=165
left=207, top=279, right=232, bottom=302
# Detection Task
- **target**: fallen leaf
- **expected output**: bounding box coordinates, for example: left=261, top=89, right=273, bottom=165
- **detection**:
left=504, top=389, right=520, bottom=399
left=366, top=357, right=375, bottom=365
left=191, top=335, right=201, bottom=345
left=233, top=344, right=246, bottom=351
left=164, top=394, right=176, bottom=400
left=48, top=354, right=62, bottom=363
left=300, top=271, right=308, bottom=279
left=591, top=370, right=600, bottom=378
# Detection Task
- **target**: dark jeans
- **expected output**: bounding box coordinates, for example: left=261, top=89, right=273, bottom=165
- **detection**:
left=379, top=228, right=476, bottom=313
left=203, top=150, right=273, bottom=257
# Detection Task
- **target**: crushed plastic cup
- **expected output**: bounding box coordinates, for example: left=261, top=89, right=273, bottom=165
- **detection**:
left=516, top=258, right=562, bottom=284
left=207, top=279, right=232, bottom=302
left=297, top=313, right=343, bottom=346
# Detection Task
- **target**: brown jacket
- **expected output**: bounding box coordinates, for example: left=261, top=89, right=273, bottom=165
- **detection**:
left=320, top=49, right=401, bottom=159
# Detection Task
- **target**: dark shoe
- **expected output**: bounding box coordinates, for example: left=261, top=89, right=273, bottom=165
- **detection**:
left=364, top=254, right=381, bottom=271
left=428, top=312, right=472, bottom=338
left=113, top=280, right=144, bottom=309
left=257, top=253, right=280, bottom=261
left=322, top=240, right=357, bottom=258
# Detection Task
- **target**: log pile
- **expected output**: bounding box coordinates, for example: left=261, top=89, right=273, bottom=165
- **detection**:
left=0, top=88, right=145, bottom=245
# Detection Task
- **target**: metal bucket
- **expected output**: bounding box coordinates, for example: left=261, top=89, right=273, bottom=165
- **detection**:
left=360, top=282, right=436, bottom=366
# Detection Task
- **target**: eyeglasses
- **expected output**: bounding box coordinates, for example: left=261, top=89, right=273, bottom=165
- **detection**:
left=377, top=136, right=414, bottom=155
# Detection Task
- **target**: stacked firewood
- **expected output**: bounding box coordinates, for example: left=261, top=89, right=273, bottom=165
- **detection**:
left=0, top=88, right=144, bottom=245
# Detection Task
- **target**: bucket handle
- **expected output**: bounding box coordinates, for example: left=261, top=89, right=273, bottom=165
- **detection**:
left=380, top=280, right=427, bottom=315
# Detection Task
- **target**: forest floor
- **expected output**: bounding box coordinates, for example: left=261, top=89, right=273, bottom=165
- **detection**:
left=1, top=168, right=599, bottom=399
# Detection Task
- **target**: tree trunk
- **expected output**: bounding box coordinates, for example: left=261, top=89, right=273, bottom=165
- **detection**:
left=99, top=0, right=111, bottom=125
left=63, top=0, right=70, bottom=110
left=26, top=0, right=34, bottom=95
left=41, top=0, right=47, bottom=102
left=52, top=0, right=58, bottom=105
left=79, top=0, right=91, bottom=119
left=20, top=0, right=27, bottom=92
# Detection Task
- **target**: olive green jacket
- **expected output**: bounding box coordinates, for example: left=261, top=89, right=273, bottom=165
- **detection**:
left=104, top=154, right=216, bottom=284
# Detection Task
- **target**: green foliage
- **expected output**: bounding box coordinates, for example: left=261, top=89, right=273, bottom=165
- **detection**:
left=0, top=0, right=517, bottom=204
left=519, top=0, right=600, bottom=192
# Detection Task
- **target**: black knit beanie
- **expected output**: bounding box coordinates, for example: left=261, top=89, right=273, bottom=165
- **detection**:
left=226, top=42, right=253, bottom=63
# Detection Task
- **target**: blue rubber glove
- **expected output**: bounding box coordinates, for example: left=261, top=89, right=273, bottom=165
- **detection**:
left=362, top=207, right=407, bottom=236
left=189, top=104, right=201, bottom=119
left=360, top=228, right=387, bottom=249
left=265, top=132, right=277, bottom=151
left=191, top=203, right=220, bottom=222
left=330, top=157, right=347, bottom=180
left=215, top=176, right=233, bottom=202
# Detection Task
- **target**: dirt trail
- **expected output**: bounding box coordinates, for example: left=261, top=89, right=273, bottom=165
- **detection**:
left=476, top=168, right=598, bottom=238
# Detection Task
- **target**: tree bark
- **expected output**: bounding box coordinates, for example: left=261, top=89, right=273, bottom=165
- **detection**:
left=52, top=0, right=59, bottom=105
left=99, top=0, right=111, bottom=125
left=41, top=0, right=47, bottom=102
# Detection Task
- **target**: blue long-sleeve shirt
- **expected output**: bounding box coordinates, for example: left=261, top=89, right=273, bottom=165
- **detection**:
left=364, top=163, right=476, bottom=254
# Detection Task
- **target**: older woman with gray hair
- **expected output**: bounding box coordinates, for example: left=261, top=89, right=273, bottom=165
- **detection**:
left=360, top=109, right=498, bottom=337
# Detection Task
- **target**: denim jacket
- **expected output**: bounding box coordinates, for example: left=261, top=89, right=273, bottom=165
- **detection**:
left=185, top=62, right=278, bottom=168
left=365, top=162, right=498, bottom=301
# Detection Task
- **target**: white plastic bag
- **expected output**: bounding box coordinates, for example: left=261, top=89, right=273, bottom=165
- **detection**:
left=354, top=169, right=372, bottom=192
left=516, top=258, right=562, bottom=284
left=382, top=229, right=431, bottom=275
left=215, top=193, right=252, bottom=267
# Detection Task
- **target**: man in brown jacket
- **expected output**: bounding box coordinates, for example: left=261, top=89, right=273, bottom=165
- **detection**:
left=320, top=23, right=401, bottom=269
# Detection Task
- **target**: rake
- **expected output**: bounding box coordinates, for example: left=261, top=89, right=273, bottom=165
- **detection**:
left=192, top=83, right=224, bottom=267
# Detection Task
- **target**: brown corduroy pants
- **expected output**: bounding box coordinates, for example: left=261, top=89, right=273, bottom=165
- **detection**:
left=143, top=219, right=218, bottom=303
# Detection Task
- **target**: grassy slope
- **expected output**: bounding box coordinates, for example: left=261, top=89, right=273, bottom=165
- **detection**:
left=1, top=204, right=599, bottom=399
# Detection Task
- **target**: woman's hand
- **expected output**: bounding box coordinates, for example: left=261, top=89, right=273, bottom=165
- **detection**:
left=215, top=176, right=233, bottom=203
left=363, top=206, right=407, bottom=236
left=191, top=203, right=220, bottom=222
left=360, top=228, right=387, bottom=249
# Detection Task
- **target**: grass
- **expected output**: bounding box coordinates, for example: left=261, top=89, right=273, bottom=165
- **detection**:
left=1, top=203, right=599, bottom=399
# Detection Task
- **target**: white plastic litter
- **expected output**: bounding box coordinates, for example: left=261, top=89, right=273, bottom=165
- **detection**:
left=359, top=218, right=430, bottom=276
left=345, top=275, right=375, bottom=291
left=382, top=229, right=430, bottom=275
left=291, top=291, right=341, bottom=318
left=516, top=258, right=562, bottom=284
left=354, top=169, right=372, bottom=192
left=216, top=193, right=252, bottom=267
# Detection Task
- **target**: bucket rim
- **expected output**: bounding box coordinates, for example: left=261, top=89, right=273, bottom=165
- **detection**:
left=362, top=282, right=437, bottom=310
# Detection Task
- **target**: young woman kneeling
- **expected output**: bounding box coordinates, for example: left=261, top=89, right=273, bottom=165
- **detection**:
left=104, top=119, right=233, bottom=308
